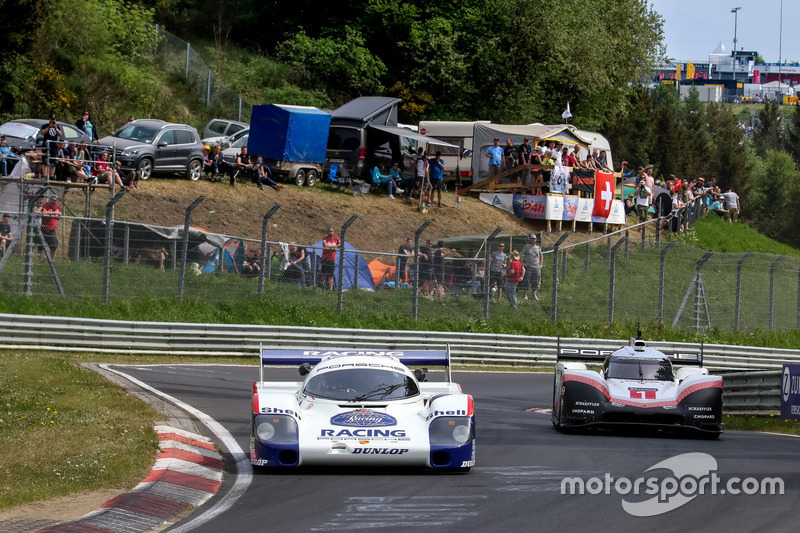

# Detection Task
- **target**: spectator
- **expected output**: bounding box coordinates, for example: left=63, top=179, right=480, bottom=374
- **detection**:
left=571, top=145, right=585, bottom=168
left=75, top=110, right=99, bottom=142
left=596, top=151, right=610, bottom=170
left=486, top=138, right=504, bottom=176
left=428, top=151, right=445, bottom=207
left=252, top=156, right=284, bottom=191
left=433, top=240, right=454, bottom=301
left=0, top=135, right=15, bottom=176
left=39, top=114, right=62, bottom=179
left=122, top=170, right=141, bottom=191
left=64, top=141, right=88, bottom=183
left=489, top=242, right=508, bottom=302
left=708, top=196, right=728, bottom=219
left=283, top=243, right=307, bottom=285
left=635, top=178, right=653, bottom=223
left=417, top=239, right=434, bottom=296
left=530, top=147, right=545, bottom=192
left=321, top=227, right=340, bottom=291
left=721, top=187, right=740, bottom=222
left=504, top=250, right=525, bottom=309
left=54, top=141, right=68, bottom=181
left=234, top=145, right=256, bottom=187
left=503, top=138, right=518, bottom=172
left=397, top=238, right=415, bottom=283
left=92, top=151, right=127, bottom=191
left=0, top=214, right=12, bottom=256
left=371, top=163, right=403, bottom=199
left=414, top=147, right=430, bottom=206
left=561, top=147, right=577, bottom=168
left=206, top=144, right=224, bottom=182
left=127, top=115, right=135, bottom=123
left=520, top=234, right=543, bottom=301
left=624, top=193, right=637, bottom=217
left=390, top=161, right=416, bottom=196
left=40, top=196, right=61, bottom=257
left=518, top=137, right=532, bottom=167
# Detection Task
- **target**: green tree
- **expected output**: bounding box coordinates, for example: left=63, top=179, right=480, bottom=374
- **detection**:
left=786, top=104, right=800, bottom=164
left=681, top=86, right=711, bottom=179
left=705, top=102, right=753, bottom=194
left=602, top=86, right=655, bottom=169
left=753, top=100, right=783, bottom=157
left=649, top=85, right=688, bottom=179
left=0, top=0, right=45, bottom=119
left=746, top=149, right=800, bottom=245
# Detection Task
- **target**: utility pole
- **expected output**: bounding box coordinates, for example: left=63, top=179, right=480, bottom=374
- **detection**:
left=731, top=7, right=741, bottom=83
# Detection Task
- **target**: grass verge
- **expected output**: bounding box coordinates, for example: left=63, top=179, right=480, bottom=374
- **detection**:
left=723, top=414, right=800, bottom=436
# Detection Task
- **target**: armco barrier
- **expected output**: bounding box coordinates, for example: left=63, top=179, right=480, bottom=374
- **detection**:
left=720, top=371, right=782, bottom=416
left=1, top=314, right=799, bottom=371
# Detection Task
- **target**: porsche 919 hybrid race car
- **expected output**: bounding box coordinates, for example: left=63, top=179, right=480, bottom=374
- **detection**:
left=552, top=337, right=723, bottom=437
left=250, top=347, right=475, bottom=470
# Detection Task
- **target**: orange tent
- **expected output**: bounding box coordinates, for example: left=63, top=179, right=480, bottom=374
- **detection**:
left=368, top=260, right=397, bottom=286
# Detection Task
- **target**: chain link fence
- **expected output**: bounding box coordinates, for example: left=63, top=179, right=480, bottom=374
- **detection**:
left=0, top=182, right=798, bottom=334
left=154, top=25, right=251, bottom=123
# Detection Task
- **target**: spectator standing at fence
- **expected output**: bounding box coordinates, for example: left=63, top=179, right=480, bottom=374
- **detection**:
left=417, top=239, right=434, bottom=297
left=0, top=214, right=12, bottom=256
left=397, top=238, right=414, bottom=283
left=39, top=114, right=62, bottom=179
left=504, top=250, right=525, bottom=309
left=486, top=138, right=504, bottom=176
left=321, top=227, right=340, bottom=291
left=489, top=242, right=508, bottom=302
left=40, top=196, right=61, bottom=257
left=414, top=147, right=429, bottom=205
left=521, top=234, right=543, bottom=301
left=433, top=241, right=454, bottom=301
left=503, top=139, right=518, bottom=172
left=722, top=187, right=740, bottom=222
left=518, top=138, right=532, bottom=167
left=635, top=179, right=652, bottom=223
left=428, top=152, right=445, bottom=207
left=75, top=110, right=99, bottom=142
left=0, top=135, right=14, bottom=176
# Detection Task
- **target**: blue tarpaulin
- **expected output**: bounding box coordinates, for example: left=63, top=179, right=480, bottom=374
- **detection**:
left=248, top=104, right=331, bottom=163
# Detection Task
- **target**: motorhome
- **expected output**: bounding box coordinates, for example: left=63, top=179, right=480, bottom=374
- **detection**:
left=417, top=120, right=490, bottom=185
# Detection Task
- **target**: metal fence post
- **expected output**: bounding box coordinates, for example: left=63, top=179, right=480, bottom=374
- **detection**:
left=177, top=196, right=205, bottom=300
left=353, top=254, right=360, bottom=290
left=123, top=223, right=130, bottom=264
left=624, top=229, right=630, bottom=258
left=238, top=98, right=243, bottom=122
left=606, top=236, right=611, bottom=266
left=412, top=220, right=433, bottom=320
left=608, top=237, right=628, bottom=323
left=484, top=228, right=503, bottom=320
left=551, top=233, right=571, bottom=322
left=769, top=255, right=786, bottom=331
left=735, top=252, right=753, bottom=332
left=658, top=241, right=677, bottom=324
left=694, top=252, right=713, bottom=333
left=259, top=204, right=281, bottom=294
left=337, top=215, right=359, bottom=313
left=206, top=70, right=212, bottom=106
left=103, top=191, right=126, bottom=304
left=185, top=42, right=191, bottom=78
left=561, top=249, right=567, bottom=283
left=641, top=223, right=646, bottom=252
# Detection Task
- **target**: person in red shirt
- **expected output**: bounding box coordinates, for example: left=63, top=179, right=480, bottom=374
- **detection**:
left=504, top=250, right=526, bottom=309
left=40, top=196, right=61, bottom=257
left=561, top=147, right=577, bottom=168
left=321, top=227, right=340, bottom=291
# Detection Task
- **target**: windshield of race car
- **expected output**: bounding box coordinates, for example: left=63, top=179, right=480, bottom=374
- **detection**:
left=607, top=358, right=674, bottom=381
left=303, top=368, right=420, bottom=401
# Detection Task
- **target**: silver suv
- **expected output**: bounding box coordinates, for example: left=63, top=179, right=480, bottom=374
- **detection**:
left=99, top=119, right=205, bottom=180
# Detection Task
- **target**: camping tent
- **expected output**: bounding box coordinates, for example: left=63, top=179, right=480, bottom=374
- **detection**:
left=308, top=241, right=376, bottom=290
left=471, top=123, right=592, bottom=182
left=201, top=238, right=245, bottom=274
left=368, top=259, right=397, bottom=286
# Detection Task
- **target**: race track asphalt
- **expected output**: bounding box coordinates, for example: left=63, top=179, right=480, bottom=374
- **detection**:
left=109, top=365, right=800, bottom=533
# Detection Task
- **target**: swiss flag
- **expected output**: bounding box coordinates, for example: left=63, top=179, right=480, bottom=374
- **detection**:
left=592, top=171, right=615, bottom=219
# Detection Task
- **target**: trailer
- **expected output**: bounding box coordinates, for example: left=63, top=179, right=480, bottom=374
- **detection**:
left=248, top=104, right=331, bottom=187
left=418, top=120, right=490, bottom=185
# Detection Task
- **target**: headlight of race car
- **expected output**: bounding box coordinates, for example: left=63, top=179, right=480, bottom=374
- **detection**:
left=254, top=414, right=298, bottom=445
left=429, top=416, right=472, bottom=446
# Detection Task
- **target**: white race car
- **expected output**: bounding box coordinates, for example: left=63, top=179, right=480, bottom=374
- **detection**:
left=552, top=336, right=723, bottom=437
left=250, top=347, right=475, bottom=470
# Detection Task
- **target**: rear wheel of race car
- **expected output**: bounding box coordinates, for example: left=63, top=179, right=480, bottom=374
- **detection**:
left=187, top=159, right=202, bottom=181
left=137, top=158, right=153, bottom=180
left=294, top=169, right=306, bottom=187
left=305, top=169, right=318, bottom=187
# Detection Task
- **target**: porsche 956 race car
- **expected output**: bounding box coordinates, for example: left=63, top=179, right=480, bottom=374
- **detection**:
left=551, top=337, right=722, bottom=437
left=250, top=347, right=475, bottom=470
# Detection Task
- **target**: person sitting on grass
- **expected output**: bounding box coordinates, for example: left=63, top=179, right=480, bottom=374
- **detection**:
left=252, top=156, right=284, bottom=191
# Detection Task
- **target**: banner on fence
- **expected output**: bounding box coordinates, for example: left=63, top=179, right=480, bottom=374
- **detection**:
left=482, top=193, right=624, bottom=224
left=781, top=364, right=800, bottom=422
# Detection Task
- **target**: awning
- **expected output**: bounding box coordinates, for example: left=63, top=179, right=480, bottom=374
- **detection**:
left=369, top=124, right=459, bottom=148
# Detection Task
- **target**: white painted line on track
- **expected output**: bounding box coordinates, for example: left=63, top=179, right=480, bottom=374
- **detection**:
left=99, top=364, right=252, bottom=532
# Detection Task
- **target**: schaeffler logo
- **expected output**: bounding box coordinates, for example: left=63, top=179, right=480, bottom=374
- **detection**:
left=561, top=452, right=784, bottom=517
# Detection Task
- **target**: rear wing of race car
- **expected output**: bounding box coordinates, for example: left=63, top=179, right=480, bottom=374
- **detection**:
left=258, top=345, right=453, bottom=383
left=556, top=338, right=704, bottom=366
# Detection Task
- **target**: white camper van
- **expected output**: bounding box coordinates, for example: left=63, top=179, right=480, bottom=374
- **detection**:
left=418, top=120, right=490, bottom=185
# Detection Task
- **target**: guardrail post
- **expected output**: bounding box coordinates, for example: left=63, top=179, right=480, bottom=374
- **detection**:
left=483, top=227, right=502, bottom=320
left=658, top=241, right=677, bottom=324
left=259, top=204, right=281, bottom=294
left=551, top=232, right=571, bottom=322
left=102, top=191, right=126, bottom=304
left=735, top=252, right=753, bottom=332
left=337, top=215, right=359, bottom=313
left=413, top=220, right=433, bottom=320
left=769, top=255, right=786, bottom=331
left=178, top=196, right=205, bottom=300
left=608, top=236, right=628, bottom=323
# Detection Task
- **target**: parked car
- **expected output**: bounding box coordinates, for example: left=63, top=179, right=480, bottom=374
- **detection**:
left=0, top=119, right=91, bottom=153
left=98, top=119, right=205, bottom=180
left=201, top=118, right=246, bottom=144
left=203, top=127, right=249, bottom=151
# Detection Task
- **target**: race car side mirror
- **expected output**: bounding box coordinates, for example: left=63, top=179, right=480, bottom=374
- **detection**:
left=299, top=363, right=311, bottom=376
left=414, top=368, right=428, bottom=382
